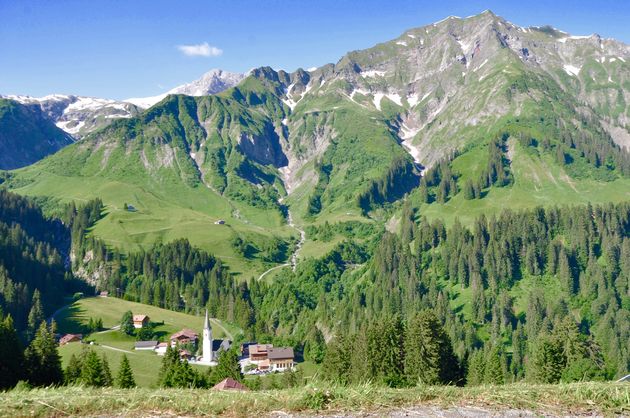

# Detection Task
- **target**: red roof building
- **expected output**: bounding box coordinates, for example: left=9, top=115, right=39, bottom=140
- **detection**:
left=213, top=378, right=249, bottom=391
left=133, top=314, right=149, bottom=329
left=59, top=334, right=82, bottom=345
left=170, top=329, right=198, bottom=346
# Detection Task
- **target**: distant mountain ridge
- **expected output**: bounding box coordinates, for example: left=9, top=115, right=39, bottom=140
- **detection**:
left=1, top=68, right=244, bottom=140
left=125, top=69, right=245, bottom=109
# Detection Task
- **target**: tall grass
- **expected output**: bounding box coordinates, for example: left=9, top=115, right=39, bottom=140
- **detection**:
left=2, top=382, right=627, bottom=417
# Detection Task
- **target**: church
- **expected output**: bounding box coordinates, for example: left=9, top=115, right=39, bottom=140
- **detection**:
left=199, top=309, right=231, bottom=365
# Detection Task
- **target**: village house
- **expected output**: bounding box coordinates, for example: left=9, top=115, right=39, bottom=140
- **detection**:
left=248, top=343, right=273, bottom=362
left=133, top=314, right=150, bottom=329
left=155, top=342, right=168, bottom=356
left=240, top=341, right=256, bottom=357
left=170, top=329, right=198, bottom=347
left=134, top=340, right=158, bottom=350
left=268, top=347, right=295, bottom=371
left=59, top=333, right=82, bottom=345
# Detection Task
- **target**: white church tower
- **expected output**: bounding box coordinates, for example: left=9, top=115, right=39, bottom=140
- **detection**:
left=202, top=309, right=213, bottom=363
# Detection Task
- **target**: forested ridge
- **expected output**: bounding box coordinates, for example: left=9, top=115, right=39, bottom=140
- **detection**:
left=93, top=200, right=630, bottom=383
left=0, top=189, right=91, bottom=336
left=1, top=188, right=629, bottom=390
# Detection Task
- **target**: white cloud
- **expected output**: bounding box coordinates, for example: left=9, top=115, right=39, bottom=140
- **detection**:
left=177, top=42, right=222, bottom=57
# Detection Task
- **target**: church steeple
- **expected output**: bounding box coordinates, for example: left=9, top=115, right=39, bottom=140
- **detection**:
left=204, top=308, right=210, bottom=331
left=202, top=309, right=213, bottom=363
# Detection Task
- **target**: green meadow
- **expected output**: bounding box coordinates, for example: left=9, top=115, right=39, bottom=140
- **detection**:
left=55, top=297, right=243, bottom=387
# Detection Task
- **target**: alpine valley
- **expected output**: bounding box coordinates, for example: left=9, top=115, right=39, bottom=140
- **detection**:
left=0, top=10, right=629, bottom=409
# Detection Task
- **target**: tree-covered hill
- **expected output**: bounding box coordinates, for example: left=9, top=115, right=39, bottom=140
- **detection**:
left=0, top=99, right=73, bottom=170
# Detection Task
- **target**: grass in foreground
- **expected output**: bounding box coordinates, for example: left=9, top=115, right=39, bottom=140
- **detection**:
left=1, top=382, right=627, bottom=417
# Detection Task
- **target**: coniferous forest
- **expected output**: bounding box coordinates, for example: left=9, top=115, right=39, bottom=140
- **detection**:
left=1, top=185, right=628, bottom=390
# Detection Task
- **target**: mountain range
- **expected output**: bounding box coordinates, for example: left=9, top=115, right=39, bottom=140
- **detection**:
left=0, top=69, right=244, bottom=144
left=1, top=10, right=630, bottom=277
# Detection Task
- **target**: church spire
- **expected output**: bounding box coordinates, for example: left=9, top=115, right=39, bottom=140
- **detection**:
left=201, top=309, right=213, bottom=363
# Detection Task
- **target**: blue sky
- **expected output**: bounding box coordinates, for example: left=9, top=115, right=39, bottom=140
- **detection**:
left=1, top=0, right=628, bottom=100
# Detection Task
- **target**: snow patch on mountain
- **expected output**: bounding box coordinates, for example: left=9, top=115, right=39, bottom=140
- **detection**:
left=124, top=94, right=168, bottom=109
left=7, top=94, right=71, bottom=104
left=396, top=41, right=408, bottom=46
left=56, top=120, right=85, bottom=135
left=563, top=64, right=581, bottom=76
left=361, top=70, right=387, bottom=78
left=407, top=94, right=419, bottom=108
left=399, top=122, right=422, bottom=164
left=386, top=93, right=402, bottom=106
left=65, top=97, right=116, bottom=112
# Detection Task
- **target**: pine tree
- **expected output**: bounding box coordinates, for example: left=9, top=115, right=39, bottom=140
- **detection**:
left=322, top=332, right=351, bottom=384
left=158, top=345, right=180, bottom=387
left=214, top=349, right=242, bottom=382
left=529, top=334, right=565, bottom=383
left=101, top=354, right=113, bottom=386
left=483, top=344, right=505, bottom=384
left=27, top=290, right=45, bottom=341
left=304, top=327, right=326, bottom=364
left=463, top=179, right=475, bottom=200
left=24, top=321, right=63, bottom=387
left=367, top=315, right=405, bottom=387
left=120, top=311, right=135, bottom=335
left=404, top=310, right=461, bottom=385
left=64, top=354, right=83, bottom=385
left=80, top=349, right=104, bottom=387
left=0, top=314, right=24, bottom=389
left=466, top=349, right=485, bottom=386
left=116, top=355, right=136, bottom=388
left=511, top=322, right=526, bottom=380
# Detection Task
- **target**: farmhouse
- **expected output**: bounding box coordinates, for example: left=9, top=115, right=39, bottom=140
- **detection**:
left=134, top=340, right=158, bottom=350
left=133, top=314, right=150, bottom=329
left=155, top=342, right=168, bottom=356
left=268, top=347, right=295, bottom=371
left=170, top=329, right=198, bottom=346
left=249, top=343, right=273, bottom=362
left=59, top=333, right=82, bottom=345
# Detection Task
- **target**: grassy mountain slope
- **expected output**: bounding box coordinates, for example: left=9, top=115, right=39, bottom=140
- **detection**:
left=5, top=11, right=630, bottom=277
